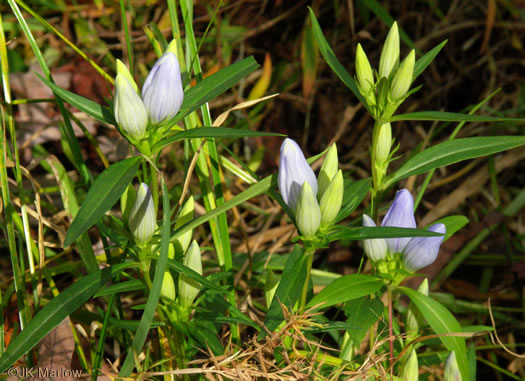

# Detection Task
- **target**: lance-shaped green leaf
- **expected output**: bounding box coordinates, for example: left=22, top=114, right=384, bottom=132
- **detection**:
left=153, top=127, right=284, bottom=152
left=64, top=156, right=142, bottom=247
left=335, top=178, right=371, bottom=222
left=308, top=7, right=367, bottom=108
left=0, top=268, right=111, bottom=372
left=400, top=287, right=469, bottom=381
left=391, top=111, right=525, bottom=122
left=413, top=40, right=447, bottom=81
left=307, top=274, right=383, bottom=309
left=177, top=57, right=259, bottom=120
left=385, top=136, right=525, bottom=188
left=325, top=226, right=443, bottom=242
left=37, top=73, right=115, bottom=125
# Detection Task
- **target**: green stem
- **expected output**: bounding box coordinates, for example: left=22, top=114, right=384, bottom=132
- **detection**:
left=299, top=249, right=315, bottom=312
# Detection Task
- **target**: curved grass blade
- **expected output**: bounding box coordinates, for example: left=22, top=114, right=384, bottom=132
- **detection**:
left=64, top=156, right=142, bottom=247
left=400, top=287, right=469, bottom=381
left=0, top=268, right=112, bottom=372
left=385, top=136, right=525, bottom=188
left=306, top=274, right=383, bottom=309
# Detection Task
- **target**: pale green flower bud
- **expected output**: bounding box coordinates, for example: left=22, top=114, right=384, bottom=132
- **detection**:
left=417, top=278, right=429, bottom=296
left=264, top=270, right=279, bottom=309
left=390, top=50, right=415, bottom=99
left=114, top=74, right=148, bottom=141
left=401, top=350, right=419, bottom=381
left=444, top=352, right=461, bottom=381
left=160, top=271, right=176, bottom=301
left=178, top=240, right=202, bottom=309
left=295, top=181, right=321, bottom=238
left=379, top=22, right=400, bottom=79
left=374, top=122, right=392, bottom=165
left=320, top=170, right=343, bottom=227
left=356, top=43, right=374, bottom=93
left=116, top=59, right=138, bottom=93
left=362, top=215, right=387, bottom=262
left=174, top=196, right=194, bottom=256
left=318, top=143, right=339, bottom=199
left=128, top=183, right=156, bottom=245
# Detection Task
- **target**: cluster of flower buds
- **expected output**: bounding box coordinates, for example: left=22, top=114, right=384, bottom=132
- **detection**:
left=362, top=189, right=446, bottom=271
left=355, top=22, right=415, bottom=118
left=114, top=40, right=184, bottom=144
left=278, top=139, right=343, bottom=238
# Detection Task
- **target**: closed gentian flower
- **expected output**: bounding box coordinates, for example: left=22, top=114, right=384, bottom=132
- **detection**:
left=128, top=183, right=156, bottom=245
left=390, top=50, right=415, bottom=99
left=356, top=43, right=374, bottom=94
left=319, top=170, right=343, bottom=227
left=142, top=40, right=184, bottom=124
left=278, top=138, right=318, bottom=211
left=444, top=351, right=461, bottom=381
left=378, top=22, right=400, bottom=79
left=295, top=181, right=321, bottom=238
left=403, top=223, right=446, bottom=271
left=362, top=214, right=387, bottom=262
left=318, top=143, right=338, bottom=199
left=401, top=350, right=419, bottom=381
left=381, top=189, right=416, bottom=253
left=178, top=240, right=202, bottom=309
left=114, top=74, right=148, bottom=141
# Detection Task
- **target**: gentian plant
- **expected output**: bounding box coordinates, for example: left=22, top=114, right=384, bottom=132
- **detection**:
left=2, top=1, right=525, bottom=380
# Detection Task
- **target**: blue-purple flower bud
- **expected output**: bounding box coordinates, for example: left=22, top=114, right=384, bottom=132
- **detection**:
left=278, top=138, right=318, bottom=211
left=381, top=189, right=416, bottom=253
left=403, top=223, right=446, bottom=271
left=142, top=41, right=184, bottom=124
left=295, top=181, right=321, bottom=237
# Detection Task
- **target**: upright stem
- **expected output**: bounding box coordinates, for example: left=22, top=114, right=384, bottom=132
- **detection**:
left=299, top=249, right=315, bottom=312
